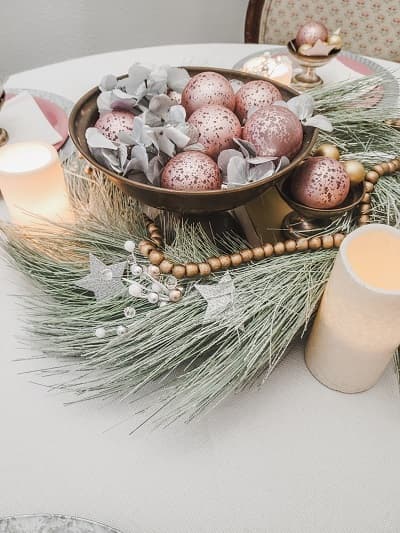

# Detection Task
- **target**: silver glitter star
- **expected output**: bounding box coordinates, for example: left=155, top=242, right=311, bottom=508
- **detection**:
left=75, top=253, right=127, bottom=301
left=195, top=272, right=236, bottom=323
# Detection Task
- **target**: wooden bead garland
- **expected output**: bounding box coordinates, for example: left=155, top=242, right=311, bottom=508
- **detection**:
left=139, top=157, right=397, bottom=279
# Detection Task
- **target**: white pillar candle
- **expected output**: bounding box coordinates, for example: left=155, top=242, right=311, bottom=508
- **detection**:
left=305, top=223, right=400, bottom=393
left=0, top=141, right=73, bottom=224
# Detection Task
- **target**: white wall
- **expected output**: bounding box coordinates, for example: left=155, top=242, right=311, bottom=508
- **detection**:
left=3, top=0, right=248, bottom=74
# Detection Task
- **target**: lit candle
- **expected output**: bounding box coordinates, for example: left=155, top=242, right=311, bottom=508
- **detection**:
left=0, top=141, right=73, bottom=224
left=305, top=223, right=400, bottom=393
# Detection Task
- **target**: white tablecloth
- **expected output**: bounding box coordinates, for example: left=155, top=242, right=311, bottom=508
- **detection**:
left=1, top=43, right=400, bottom=533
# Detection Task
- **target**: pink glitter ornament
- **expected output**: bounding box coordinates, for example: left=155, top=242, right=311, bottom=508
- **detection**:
left=161, top=151, right=222, bottom=191
left=295, top=21, right=329, bottom=47
left=181, top=72, right=235, bottom=117
left=188, top=104, right=242, bottom=160
left=291, top=156, right=350, bottom=209
left=235, top=80, right=282, bottom=123
left=95, top=111, right=135, bottom=142
left=242, top=105, right=303, bottom=159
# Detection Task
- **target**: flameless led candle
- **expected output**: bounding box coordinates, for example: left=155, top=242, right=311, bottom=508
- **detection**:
left=305, top=223, right=400, bottom=393
left=0, top=141, right=73, bottom=224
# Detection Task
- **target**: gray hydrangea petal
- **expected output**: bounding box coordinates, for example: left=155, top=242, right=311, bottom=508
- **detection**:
left=183, top=142, right=205, bottom=152
left=146, top=156, right=163, bottom=185
left=97, top=91, right=113, bottom=114
left=276, top=156, right=290, bottom=172
left=146, top=80, right=168, bottom=98
left=142, top=109, right=163, bottom=127
left=86, top=127, right=116, bottom=150
left=131, top=144, right=149, bottom=172
left=90, top=148, right=122, bottom=174
left=247, top=155, right=278, bottom=164
left=118, top=143, right=128, bottom=167
left=100, top=74, right=118, bottom=92
left=156, top=131, right=176, bottom=157
left=118, top=131, right=137, bottom=145
left=164, top=126, right=190, bottom=148
left=149, top=94, right=173, bottom=120
left=226, top=156, right=249, bottom=184
left=167, top=67, right=190, bottom=92
left=177, top=122, right=199, bottom=144
left=248, top=161, right=275, bottom=182
left=303, top=114, right=333, bottom=132
left=127, top=64, right=151, bottom=87
left=273, top=100, right=289, bottom=109
left=230, top=79, right=244, bottom=94
left=217, top=149, right=244, bottom=175
left=286, top=93, right=314, bottom=120
left=233, top=138, right=257, bottom=158
left=246, top=105, right=259, bottom=120
left=167, top=104, right=186, bottom=124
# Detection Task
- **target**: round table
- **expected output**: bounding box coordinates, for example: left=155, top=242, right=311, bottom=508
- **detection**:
left=1, top=44, right=400, bottom=533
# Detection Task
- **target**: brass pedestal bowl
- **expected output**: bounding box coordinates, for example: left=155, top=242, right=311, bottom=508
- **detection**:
left=69, top=67, right=318, bottom=216
left=277, top=173, right=364, bottom=239
left=287, top=40, right=340, bottom=89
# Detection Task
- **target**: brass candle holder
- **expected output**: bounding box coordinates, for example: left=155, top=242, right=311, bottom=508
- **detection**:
left=0, top=91, right=8, bottom=147
left=287, top=40, right=340, bottom=89
left=277, top=173, right=364, bottom=239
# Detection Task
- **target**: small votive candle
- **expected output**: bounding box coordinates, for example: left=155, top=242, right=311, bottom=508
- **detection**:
left=305, top=223, right=400, bottom=393
left=0, top=141, right=73, bottom=224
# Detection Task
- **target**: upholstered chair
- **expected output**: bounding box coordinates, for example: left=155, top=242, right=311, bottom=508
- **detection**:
left=245, top=0, right=400, bottom=61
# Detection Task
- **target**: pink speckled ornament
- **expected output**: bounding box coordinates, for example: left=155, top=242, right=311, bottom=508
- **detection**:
left=235, top=80, right=282, bottom=123
left=181, top=72, right=235, bottom=117
left=95, top=111, right=135, bottom=142
left=161, top=151, right=222, bottom=191
left=188, top=104, right=242, bottom=160
left=295, top=21, right=329, bottom=47
left=291, top=157, right=350, bottom=209
left=242, top=105, right=303, bottom=159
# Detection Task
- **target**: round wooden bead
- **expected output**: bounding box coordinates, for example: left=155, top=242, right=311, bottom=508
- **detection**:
left=148, top=249, right=164, bottom=265
left=169, top=289, right=183, bottom=302
left=219, top=255, right=232, bottom=268
left=185, top=262, right=199, bottom=277
left=359, top=214, right=370, bottom=225
left=150, top=231, right=163, bottom=240
left=391, top=159, right=400, bottom=170
left=198, top=262, right=212, bottom=276
left=252, top=247, right=265, bottom=261
left=263, top=243, right=274, bottom=257
left=273, top=242, right=285, bottom=255
left=366, top=170, right=379, bottom=183
left=322, top=235, right=334, bottom=249
left=364, top=181, right=374, bottom=193
left=359, top=203, right=370, bottom=215
left=84, top=165, right=93, bottom=175
left=152, top=238, right=163, bottom=248
left=230, top=253, right=243, bottom=266
left=138, top=240, right=154, bottom=256
left=333, top=233, right=345, bottom=247
left=362, top=192, right=371, bottom=203
left=296, top=238, right=309, bottom=251
left=172, top=264, right=186, bottom=279
left=240, top=249, right=254, bottom=262
left=387, top=162, right=397, bottom=173
left=309, top=237, right=322, bottom=250
left=284, top=240, right=297, bottom=253
left=380, top=162, right=389, bottom=173
left=373, top=165, right=384, bottom=176
left=147, top=223, right=159, bottom=233
left=207, top=257, right=222, bottom=271
left=159, top=259, right=173, bottom=274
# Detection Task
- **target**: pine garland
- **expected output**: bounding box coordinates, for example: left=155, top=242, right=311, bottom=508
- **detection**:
left=1, top=74, right=400, bottom=430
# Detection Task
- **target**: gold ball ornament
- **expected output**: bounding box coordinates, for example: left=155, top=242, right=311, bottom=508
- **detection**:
left=297, top=43, right=312, bottom=55
left=314, top=144, right=340, bottom=160
left=342, top=160, right=366, bottom=185
left=327, top=34, right=343, bottom=48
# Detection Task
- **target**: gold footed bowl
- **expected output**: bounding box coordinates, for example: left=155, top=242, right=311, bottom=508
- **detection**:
left=277, top=172, right=364, bottom=239
left=287, top=40, right=340, bottom=89
left=69, top=67, right=319, bottom=215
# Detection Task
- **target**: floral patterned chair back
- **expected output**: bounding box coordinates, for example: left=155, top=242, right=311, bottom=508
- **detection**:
left=245, top=0, right=400, bottom=61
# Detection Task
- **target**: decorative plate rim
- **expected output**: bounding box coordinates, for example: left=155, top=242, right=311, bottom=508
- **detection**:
left=0, top=513, right=123, bottom=533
